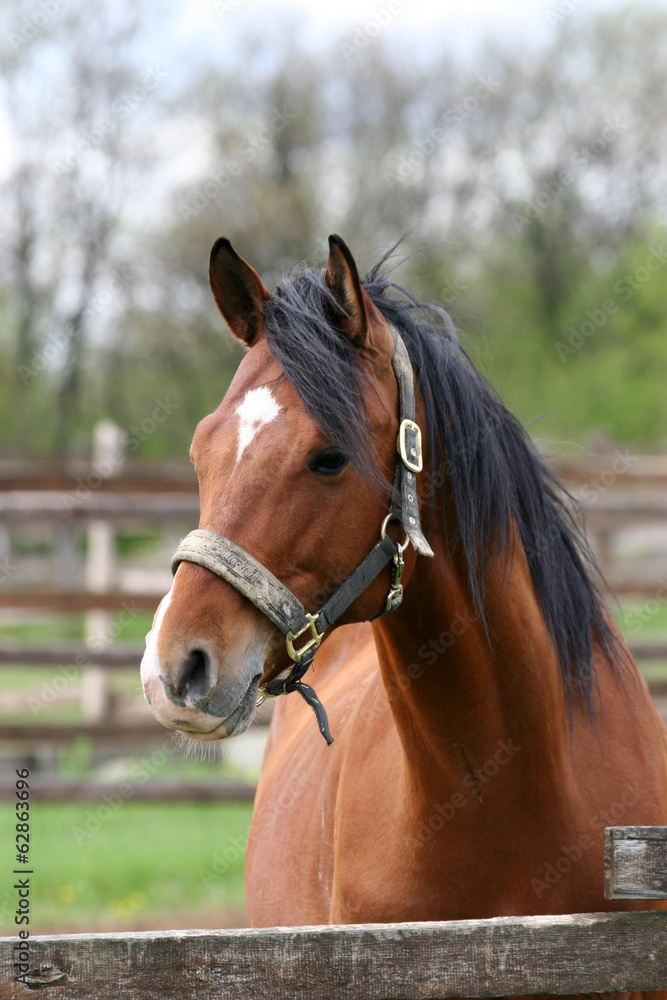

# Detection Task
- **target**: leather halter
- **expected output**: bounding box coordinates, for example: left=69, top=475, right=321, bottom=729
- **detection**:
left=171, top=328, right=434, bottom=744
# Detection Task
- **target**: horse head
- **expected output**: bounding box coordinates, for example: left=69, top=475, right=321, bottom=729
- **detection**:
left=140, top=235, right=421, bottom=742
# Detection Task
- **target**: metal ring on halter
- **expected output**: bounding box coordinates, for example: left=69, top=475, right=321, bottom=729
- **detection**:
left=380, top=512, right=411, bottom=551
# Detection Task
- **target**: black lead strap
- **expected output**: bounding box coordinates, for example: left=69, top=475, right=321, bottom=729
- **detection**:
left=170, top=328, right=433, bottom=745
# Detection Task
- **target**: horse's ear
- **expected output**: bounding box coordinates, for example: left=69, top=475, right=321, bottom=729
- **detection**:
left=325, top=234, right=368, bottom=347
left=209, top=238, right=270, bottom=347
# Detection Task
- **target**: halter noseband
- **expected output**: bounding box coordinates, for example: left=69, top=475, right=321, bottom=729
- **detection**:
left=171, top=328, right=434, bottom=744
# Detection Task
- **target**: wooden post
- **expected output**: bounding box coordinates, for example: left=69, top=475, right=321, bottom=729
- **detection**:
left=605, top=825, right=667, bottom=899
left=592, top=528, right=613, bottom=575
left=53, top=522, right=80, bottom=589
left=82, top=421, right=124, bottom=723
left=0, top=522, right=11, bottom=577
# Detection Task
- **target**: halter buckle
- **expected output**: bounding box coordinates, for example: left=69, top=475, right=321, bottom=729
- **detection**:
left=397, top=418, right=423, bottom=473
left=285, top=613, right=322, bottom=664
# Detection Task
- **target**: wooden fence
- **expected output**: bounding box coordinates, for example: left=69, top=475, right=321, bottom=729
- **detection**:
left=2, top=449, right=667, bottom=801
left=0, top=826, right=665, bottom=998
left=2, top=452, right=667, bottom=599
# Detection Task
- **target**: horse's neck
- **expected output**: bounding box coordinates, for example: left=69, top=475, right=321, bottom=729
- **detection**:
left=371, top=519, right=571, bottom=802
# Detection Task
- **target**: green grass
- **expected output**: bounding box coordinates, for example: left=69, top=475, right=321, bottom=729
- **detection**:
left=0, top=801, right=252, bottom=933
left=611, top=602, right=667, bottom=679
left=0, top=611, right=155, bottom=644
left=115, top=530, right=164, bottom=558
left=612, top=601, right=667, bottom=637
left=0, top=617, right=86, bottom=643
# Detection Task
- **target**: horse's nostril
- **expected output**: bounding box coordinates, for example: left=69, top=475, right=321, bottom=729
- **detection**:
left=176, top=648, right=211, bottom=704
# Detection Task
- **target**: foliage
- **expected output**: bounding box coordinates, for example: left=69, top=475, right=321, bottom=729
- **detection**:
left=1, top=3, right=666, bottom=456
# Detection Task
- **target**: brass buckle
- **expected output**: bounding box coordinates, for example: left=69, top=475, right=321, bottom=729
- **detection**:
left=397, top=418, right=423, bottom=473
left=285, top=613, right=322, bottom=664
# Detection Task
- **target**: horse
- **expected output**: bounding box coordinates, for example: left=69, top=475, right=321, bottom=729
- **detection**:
left=140, top=234, right=667, bottom=999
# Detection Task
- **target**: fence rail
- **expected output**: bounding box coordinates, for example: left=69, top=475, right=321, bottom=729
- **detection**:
left=0, top=644, right=142, bottom=667
left=0, top=717, right=270, bottom=744
left=0, top=829, right=664, bottom=999
left=0, top=592, right=162, bottom=612
left=3, top=640, right=667, bottom=669
left=0, top=576, right=663, bottom=610
left=1, top=910, right=666, bottom=999
left=1, top=453, right=666, bottom=490
left=0, top=779, right=255, bottom=803
left=2, top=485, right=667, bottom=525
left=0, top=459, right=198, bottom=493
left=0, top=491, right=198, bottom=522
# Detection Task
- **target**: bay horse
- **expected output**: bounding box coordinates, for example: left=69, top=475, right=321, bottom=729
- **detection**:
left=141, top=234, right=667, bottom=999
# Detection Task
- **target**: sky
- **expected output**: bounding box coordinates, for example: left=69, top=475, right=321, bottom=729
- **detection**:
left=170, top=0, right=648, bottom=61
left=1, top=0, right=663, bottom=184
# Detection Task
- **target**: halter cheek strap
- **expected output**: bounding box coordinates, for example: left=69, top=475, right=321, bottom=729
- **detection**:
left=389, top=333, right=433, bottom=558
left=170, top=328, right=433, bottom=744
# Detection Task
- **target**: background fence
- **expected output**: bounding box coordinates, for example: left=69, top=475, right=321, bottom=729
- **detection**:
left=2, top=431, right=667, bottom=802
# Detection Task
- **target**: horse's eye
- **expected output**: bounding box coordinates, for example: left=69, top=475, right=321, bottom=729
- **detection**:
left=307, top=449, right=349, bottom=476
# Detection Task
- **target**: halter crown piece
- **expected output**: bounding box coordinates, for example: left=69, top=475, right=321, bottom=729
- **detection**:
left=171, top=327, right=434, bottom=744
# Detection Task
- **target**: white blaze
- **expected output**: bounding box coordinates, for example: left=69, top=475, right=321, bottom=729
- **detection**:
left=235, top=386, right=281, bottom=463
left=140, top=584, right=173, bottom=688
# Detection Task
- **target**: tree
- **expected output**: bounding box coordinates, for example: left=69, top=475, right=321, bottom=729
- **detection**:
left=0, top=0, right=166, bottom=451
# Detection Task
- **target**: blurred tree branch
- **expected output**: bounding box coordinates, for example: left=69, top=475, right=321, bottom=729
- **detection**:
left=0, top=2, right=665, bottom=455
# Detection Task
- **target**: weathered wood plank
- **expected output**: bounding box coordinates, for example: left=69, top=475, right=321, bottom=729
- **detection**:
left=0, top=643, right=144, bottom=667
left=0, top=579, right=662, bottom=612
left=552, top=454, right=667, bottom=486
left=0, top=459, right=198, bottom=492
left=3, top=641, right=667, bottom=669
left=0, top=780, right=255, bottom=802
left=0, top=722, right=164, bottom=741
left=605, top=825, right=667, bottom=899
left=0, top=592, right=161, bottom=612
left=0, top=491, right=198, bottom=521
left=0, top=472, right=198, bottom=493
left=10, top=453, right=667, bottom=493
left=0, top=911, right=666, bottom=999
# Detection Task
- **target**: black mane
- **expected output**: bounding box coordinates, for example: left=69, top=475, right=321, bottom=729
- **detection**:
left=261, top=247, right=624, bottom=710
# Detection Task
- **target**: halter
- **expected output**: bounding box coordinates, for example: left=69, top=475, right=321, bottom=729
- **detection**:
left=171, top=328, right=434, bottom=744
